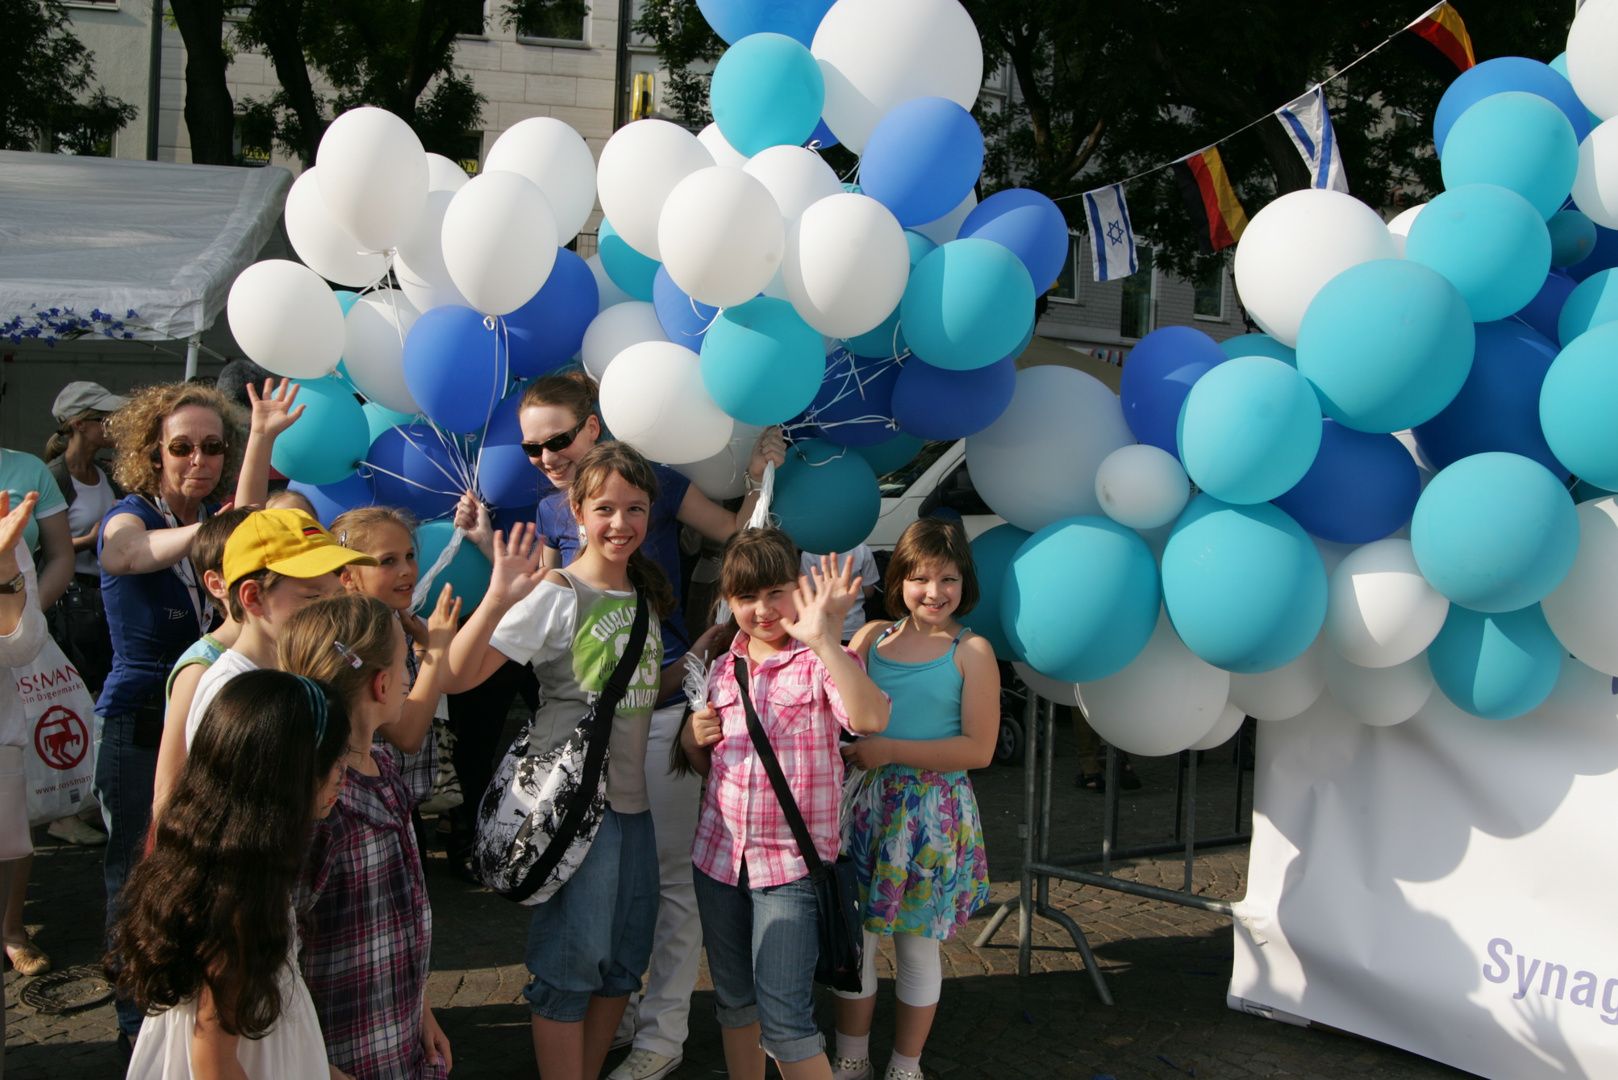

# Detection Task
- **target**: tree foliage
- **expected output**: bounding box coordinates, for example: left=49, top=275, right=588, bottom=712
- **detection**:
left=0, top=0, right=137, bottom=155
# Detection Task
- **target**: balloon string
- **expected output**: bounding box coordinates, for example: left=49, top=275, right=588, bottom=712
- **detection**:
left=411, top=525, right=466, bottom=611
left=356, top=461, right=465, bottom=502
left=391, top=419, right=476, bottom=495
left=469, top=316, right=507, bottom=500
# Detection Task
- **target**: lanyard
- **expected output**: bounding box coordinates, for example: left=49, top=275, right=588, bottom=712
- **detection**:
left=152, top=496, right=213, bottom=635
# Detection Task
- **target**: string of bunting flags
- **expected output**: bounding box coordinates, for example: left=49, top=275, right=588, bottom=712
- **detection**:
left=1076, top=1, right=1477, bottom=282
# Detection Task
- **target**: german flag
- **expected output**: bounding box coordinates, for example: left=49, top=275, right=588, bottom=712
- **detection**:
left=1172, top=147, right=1249, bottom=255
left=1395, top=2, right=1476, bottom=79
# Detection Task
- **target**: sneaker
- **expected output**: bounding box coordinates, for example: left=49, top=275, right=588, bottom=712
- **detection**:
left=832, top=1057, right=873, bottom=1080
left=883, top=1066, right=925, bottom=1080
left=47, top=818, right=106, bottom=846
left=607, top=1048, right=682, bottom=1080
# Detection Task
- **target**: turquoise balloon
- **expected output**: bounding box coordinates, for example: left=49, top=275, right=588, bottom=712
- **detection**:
left=845, top=230, right=935, bottom=358
left=413, top=519, right=491, bottom=612
left=1541, top=320, right=1618, bottom=490
left=1575, top=479, right=1617, bottom=502
left=1178, top=356, right=1321, bottom=505
left=1219, top=332, right=1296, bottom=367
left=363, top=401, right=416, bottom=447
left=271, top=376, right=369, bottom=487
left=1410, top=452, right=1579, bottom=613
left=1548, top=209, right=1598, bottom=268
left=334, top=290, right=362, bottom=316
left=709, top=33, right=824, bottom=157
left=772, top=439, right=880, bottom=554
left=598, top=218, right=659, bottom=301
left=959, top=522, right=1031, bottom=662
left=1296, top=259, right=1474, bottom=433
left=1405, top=183, right=1553, bottom=322
left=700, top=297, right=824, bottom=425
left=1002, top=516, right=1160, bottom=682
left=899, top=239, right=1035, bottom=371
left=1440, top=92, right=1579, bottom=220
left=1556, top=268, right=1618, bottom=346
left=850, top=432, right=924, bottom=477
left=1161, top=495, right=1327, bottom=674
left=1427, top=603, right=1562, bottom=719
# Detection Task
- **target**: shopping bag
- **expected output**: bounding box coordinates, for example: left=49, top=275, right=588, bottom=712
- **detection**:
left=11, top=636, right=99, bottom=825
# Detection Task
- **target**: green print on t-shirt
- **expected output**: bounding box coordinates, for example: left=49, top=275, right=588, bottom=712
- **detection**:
left=573, top=595, right=662, bottom=711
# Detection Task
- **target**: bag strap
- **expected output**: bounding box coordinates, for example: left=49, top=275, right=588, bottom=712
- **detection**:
left=733, top=656, right=828, bottom=880
left=506, top=588, right=651, bottom=903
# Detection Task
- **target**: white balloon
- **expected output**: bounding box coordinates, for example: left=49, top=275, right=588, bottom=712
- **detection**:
left=1094, top=444, right=1190, bottom=530
left=1324, top=538, right=1450, bottom=668
left=1228, top=633, right=1327, bottom=721
left=811, top=0, right=983, bottom=153
left=657, top=167, right=785, bottom=308
left=587, top=254, right=634, bottom=312
left=1312, top=535, right=1358, bottom=578
left=675, top=422, right=765, bottom=499
left=966, top=366, right=1135, bottom=532
left=597, top=120, right=715, bottom=260
left=1571, top=118, right=1618, bottom=229
left=782, top=193, right=909, bottom=338
left=283, top=170, right=387, bottom=287
left=1386, top=202, right=1425, bottom=258
left=1321, top=645, right=1433, bottom=728
left=580, top=302, right=668, bottom=381
left=425, top=153, right=470, bottom=193
left=698, top=122, right=750, bottom=169
left=314, top=106, right=428, bottom=252
left=1542, top=496, right=1618, bottom=675
left=743, top=146, right=844, bottom=224
left=1567, top=0, right=1618, bottom=120
left=1189, top=701, right=1246, bottom=751
left=911, top=189, right=977, bottom=245
left=1232, top=189, right=1398, bottom=347
left=1012, top=662, right=1081, bottom=707
left=226, top=260, right=345, bottom=379
left=395, top=188, right=468, bottom=312
left=440, top=171, right=559, bottom=316
left=342, top=290, right=422, bottom=415
left=483, top=118, right=598, bottom=243
left=1077, top=610, right=1229, bottom=757
left=598, top=341, right=735, bottom=465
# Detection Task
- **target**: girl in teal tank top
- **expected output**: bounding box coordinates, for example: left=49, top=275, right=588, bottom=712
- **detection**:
left=831, top=520, right=1001, bottom=1080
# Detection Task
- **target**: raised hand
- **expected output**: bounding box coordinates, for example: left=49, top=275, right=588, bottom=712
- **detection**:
left=780, top=552, right=862, bottom=651
left=0, top=492, right=38, bottom=574
left=487, top=521, right=549, bottom=608
left=423, top=582, right=462, bottom=652
left=246, top=377, right=305, bottom=438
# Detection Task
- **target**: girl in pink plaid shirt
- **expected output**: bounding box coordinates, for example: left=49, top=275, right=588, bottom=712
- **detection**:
left=680, top=528, right=889, bottom=1080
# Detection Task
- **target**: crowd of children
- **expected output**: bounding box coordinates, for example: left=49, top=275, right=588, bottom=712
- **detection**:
left=93, top=375, right=998, bottom=1080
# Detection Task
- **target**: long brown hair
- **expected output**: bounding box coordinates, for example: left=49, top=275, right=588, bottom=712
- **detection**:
left=519, top=370, right=598, bottom=424
left=570, top=440, right=676, bottom=618
left=886, top=517, right=980, bottom=618
left=104, top=382, right=245, bottom=497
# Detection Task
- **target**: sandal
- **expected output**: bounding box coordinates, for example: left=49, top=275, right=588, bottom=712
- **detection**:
left=6, top=934, right=51, bottom=976
left=1075, top=771, right=1104, bottom=791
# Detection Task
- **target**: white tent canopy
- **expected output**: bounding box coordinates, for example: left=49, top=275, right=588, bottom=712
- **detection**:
left=0, top=151, right=291, bottom=343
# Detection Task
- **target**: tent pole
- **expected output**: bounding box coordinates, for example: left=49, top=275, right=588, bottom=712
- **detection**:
left=184, top=334, right=200, bottom=381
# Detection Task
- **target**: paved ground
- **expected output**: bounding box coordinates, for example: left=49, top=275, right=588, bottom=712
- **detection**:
left=3, top=712, right=1483, bottom=1080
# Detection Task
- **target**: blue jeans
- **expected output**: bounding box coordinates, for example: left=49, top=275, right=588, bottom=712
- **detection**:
left=523, top=808, right=658, bottom=1022
left=694, top=864, right=825, bottom=1063
left=93, top=711, right=159, bottom=1037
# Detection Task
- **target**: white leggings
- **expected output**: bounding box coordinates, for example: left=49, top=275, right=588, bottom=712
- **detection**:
left=831, top=930, right=943, bottom=1007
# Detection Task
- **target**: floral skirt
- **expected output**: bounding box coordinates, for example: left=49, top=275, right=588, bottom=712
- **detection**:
left=841, top=764, right=990, bottom=939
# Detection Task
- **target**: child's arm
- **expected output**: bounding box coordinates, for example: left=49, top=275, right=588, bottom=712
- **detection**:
left=234, top=379, right=305, bottom=509
left=378, top=584, right=461, bottom=755
left=679, top=703, right=722, bottom=778
left=782, top=554, right=889, bottom=735
left=440, top=524, right=550, bottom=694
left=152, top=663, right=206, bottom=820
left=658, top=622, right=728, bottom=702
left=843, top=633, right=1001, bottom=772
left=422, top=991, right=453, bottom=1071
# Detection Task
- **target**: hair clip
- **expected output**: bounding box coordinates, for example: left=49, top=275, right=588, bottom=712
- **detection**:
left=338, top=530, right=348, bottom=546
left=332, top=640, right=363, bottom=669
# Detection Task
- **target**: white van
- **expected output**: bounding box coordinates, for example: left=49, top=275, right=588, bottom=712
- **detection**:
left=863, top=439, right=1004, bottom=552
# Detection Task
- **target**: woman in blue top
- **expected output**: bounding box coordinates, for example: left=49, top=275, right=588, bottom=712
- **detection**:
left=833, top=518, right=1000, bottom=1080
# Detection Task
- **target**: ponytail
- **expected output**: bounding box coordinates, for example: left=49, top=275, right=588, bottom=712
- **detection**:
left=627, top=549, right=677, bottom=620
left=44, top=428, right=70, bottom=462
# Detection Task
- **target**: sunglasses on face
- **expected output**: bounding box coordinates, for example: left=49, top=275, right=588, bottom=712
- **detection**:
left=163, top=437, right=227, bottom=458
left=520, top=418, right=589, bottom=458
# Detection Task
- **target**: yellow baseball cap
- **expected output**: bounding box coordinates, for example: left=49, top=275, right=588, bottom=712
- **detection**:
left=223, top=508, right=378, bottom=586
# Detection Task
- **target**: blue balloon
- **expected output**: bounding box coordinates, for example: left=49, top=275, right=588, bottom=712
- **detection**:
left=1568, top=224, right=1618, bottom=283
left=1512, top=267, right=1576, bottom=341
left=366, top=423, right=465, bottom=521
left=859, top=98, right=984, bottom=227
left=959, top=522, right=1031, bottom=662
left=850, top=432, right=924, bottom=477
left=1411, top=452, right=1579, bottom=613
left=1540, top=320, right=1618, bottom=490
left=710, top=33, right=824, bottom=156
left=598, top=218, right=659, bottom=301
left=1413, top=321, right=1565, bottom=479
left=1004, top=516, right=1160, bottom=681
left=287, top=474, right=375, bottom=528
left=1427, top=603, right=1562, bottom=719
left=1178, top=356, right=1322, bottom=505
left=805, top=350, right=902, bottom=447
left=402, top=305, right=510, bottom=435
left=805, top=117, right=839, bottom=150
left=958, top=188, right=1068, bottom=292
left=1272, top=419, right=1421, bottom=544
left=1440, top=92, right=1579, bottom=220
left=653, top=264, right=719, bottom=350
left=1405, top=184, right=1552, bottom=322
left=772, top=439, right=880, bottom=554
left=1434, top=56, right=1592, bottom=156
left=1119, top=326, right=1227, bottom=457
left=475, top=391, right=543, bottom=509
left=1548, top=209, right=1598, bottom=267
left=845, top=230, right=935, bottom=359
left=1161, top=495, right=1327, bottom=674
left=891, top=355, right=1015, bottom=441
left=363, top=402, right=416, bottom=447
left=696, top=0, right=834, bottom=46
left=413, top=520, right=492, bottom=612
left=1219, top=332, right=1296, bottom=367
left=700, top=297, right=824, bottom=426
left=504, top=248, right=598, bottom=377
left=271, top=377, right=369, bottom=486
left=900, top=239, right=1035, bottom=371
left=1556, top=267, right=1618, bottom=345
left=1296, top=259, right=1475, bottom=433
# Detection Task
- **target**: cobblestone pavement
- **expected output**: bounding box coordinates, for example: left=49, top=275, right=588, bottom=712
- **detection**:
left=4, top=714, right=1483, bottom=1080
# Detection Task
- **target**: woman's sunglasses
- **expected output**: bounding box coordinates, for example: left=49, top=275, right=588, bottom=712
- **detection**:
left=162, top=437, right=227, bottom=458
left=520, top=418, right=588, bottom=458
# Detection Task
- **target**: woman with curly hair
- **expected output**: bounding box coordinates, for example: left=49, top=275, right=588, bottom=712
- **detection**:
left=114, top=669, right=355, bottom=1080
left=95, top=377, right=303, bottom=1053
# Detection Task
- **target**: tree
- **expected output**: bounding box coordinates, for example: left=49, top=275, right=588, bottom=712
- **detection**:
left=168, top=0, right=237, bottom=165
left=0, top=0, right=137, bottom=155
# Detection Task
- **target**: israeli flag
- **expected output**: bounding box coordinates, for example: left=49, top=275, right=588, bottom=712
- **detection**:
left=1276, top=86, right=1349, bottom=193
left=1083, top=183, right=1139, bottom=282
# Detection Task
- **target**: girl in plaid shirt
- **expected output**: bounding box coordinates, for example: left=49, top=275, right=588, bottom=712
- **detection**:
left=680, top=528, right=890, bottom=1080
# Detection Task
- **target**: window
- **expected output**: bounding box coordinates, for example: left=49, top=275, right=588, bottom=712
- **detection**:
left=514, top=0, right=589, bottom=42
left=446, top=133, right=483, bottom=176
left=454, top=0, right=486, bottom=35
left=1119, top=246, right=1155, bottom=339
left=1194, top=262, right=1225, bottom=320
left=1049, top=232, right=1082, bottom=303
left=232, top=120, right=271, bottom=168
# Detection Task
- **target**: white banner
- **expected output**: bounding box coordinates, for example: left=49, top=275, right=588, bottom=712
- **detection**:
left=1230, top=654, right=1618, bottom=1079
